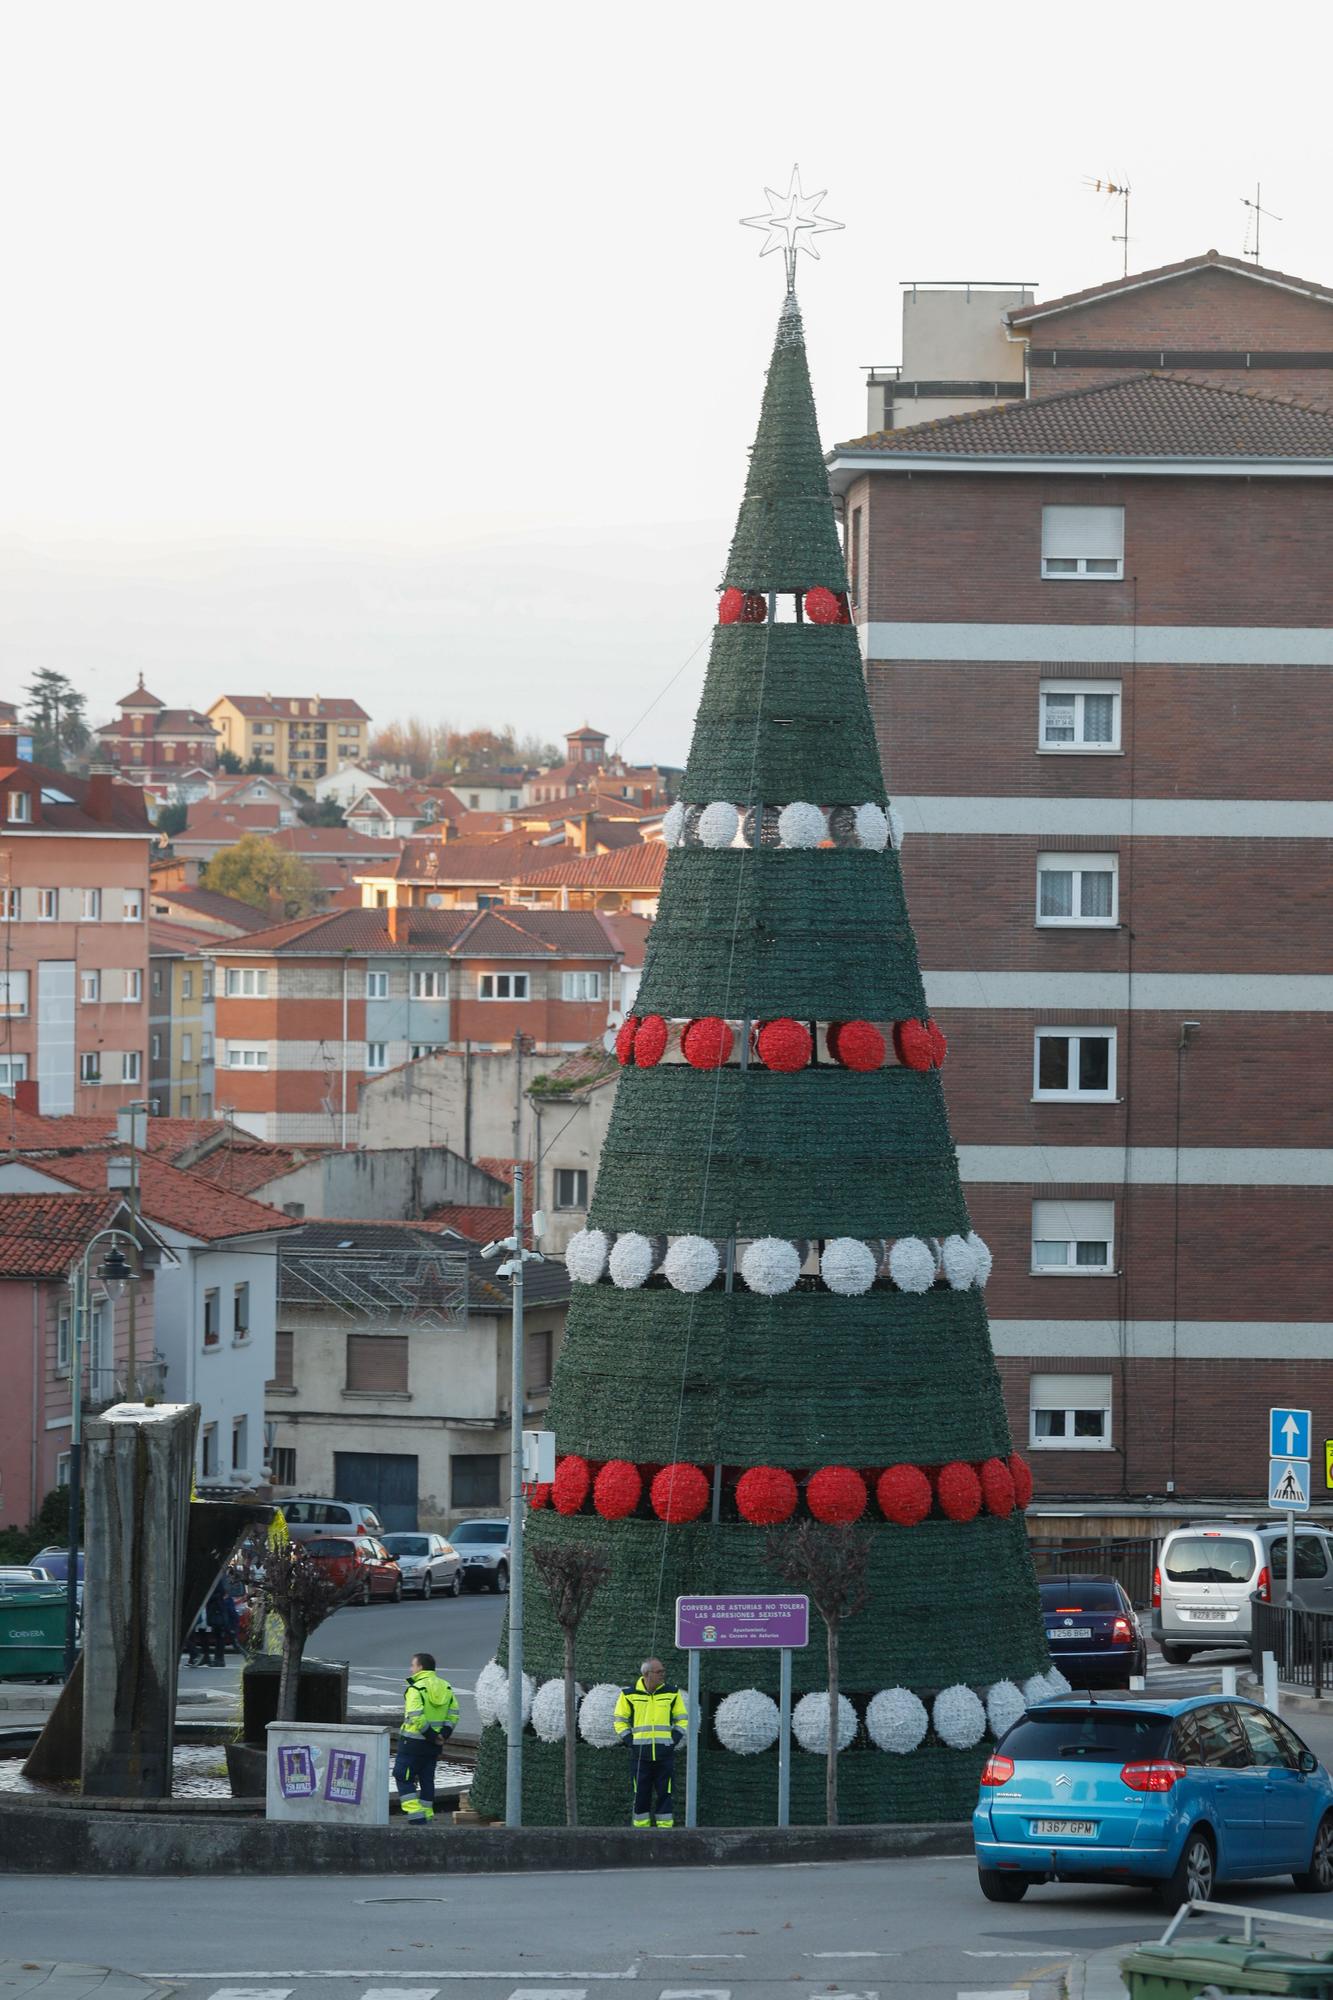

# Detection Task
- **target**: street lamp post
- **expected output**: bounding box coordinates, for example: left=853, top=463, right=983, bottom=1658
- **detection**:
left=63, top=1231, right=139, bottom=1679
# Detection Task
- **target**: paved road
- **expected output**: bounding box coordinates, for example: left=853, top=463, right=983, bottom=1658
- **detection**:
left=4, top=1854, right=1332, bottom=2000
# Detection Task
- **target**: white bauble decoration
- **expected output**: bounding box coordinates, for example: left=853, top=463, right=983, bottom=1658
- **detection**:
left=854, top=802, right=889, bottom=851
left=697, top=800, right=740, bottom=849
left=531, top=1677, right=583, bottom=1743
left=1022, top=1671, right=1053, bottom=1707
left=474, top=1659, right=507, bottom=1728
left=792, top=1691, right=857, bottom=1754
left=714, top=1688, right=781, bottom=1755
left=663, top=1234, right=720, bottom=1294
left=888, top=1236, right=937, bottom=1295
left=866, top=1686, right=929, bottom=1755
left=565, top=1227, right=609, bottom=1285
left=820, top=1237, right=877, bottom=1296
left=967, top=1231, right=993, bottom=1288
left=777, top=801, right=826, bottom=849
left=609, top=1231, right=656, bottom=1289
left=1044, top=1667, right=1072, bottom=1697
left=933, top=1684, right=987, bottom=1750
left=986, top=1680, right=1026, bottom=1741
left=578, top=1682, right=624, bottom=1749
left=740, top=1236, right=801, bottom=1296
left=940, top=1234, right=977, bottom=1291
left=661, top=801, right=686, bottom=848
left=887, top=806, right=905, bottom=851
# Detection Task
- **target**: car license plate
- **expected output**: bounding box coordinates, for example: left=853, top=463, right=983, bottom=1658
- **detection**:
left=1032, top=1819, right=1096, bottom=1837
left=1051, top=1628, right=1093, bottom=1639
left=1190, top=1609, right=1229, bottom=1621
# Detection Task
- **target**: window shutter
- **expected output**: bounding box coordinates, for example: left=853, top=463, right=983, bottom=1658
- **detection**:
left=524, top=1328, right=553, bottom=1390
left=1030, top=1371, right=1111, bottom=1410
left=1042, top=505, right=1124, bottom=559
left=1032, top=1199, right=1114, bottom=1241
left=346, top=1333, right=408, bottom=1392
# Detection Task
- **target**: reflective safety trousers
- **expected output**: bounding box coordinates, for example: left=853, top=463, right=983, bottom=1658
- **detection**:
left=613, top=1678, right=688, bottom=1758
left=402, top=1670, right=459, bottom=1738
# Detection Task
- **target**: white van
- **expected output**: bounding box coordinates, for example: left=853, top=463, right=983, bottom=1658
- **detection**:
left=1152, top=1521, right=1333, bottom=1662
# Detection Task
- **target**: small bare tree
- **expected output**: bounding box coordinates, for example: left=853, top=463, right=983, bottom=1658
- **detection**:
left=260, top=1533, right=359, bottom=1721
left=532, top=1542, right=612, bottom=1825
left=765, top=1521, right=872, bottom=1827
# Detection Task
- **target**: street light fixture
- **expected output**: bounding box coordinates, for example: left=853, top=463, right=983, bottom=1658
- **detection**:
left=99, top=1246, right=131, bottom=1299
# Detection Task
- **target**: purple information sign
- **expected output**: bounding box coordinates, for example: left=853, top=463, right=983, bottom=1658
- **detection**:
left=277, top=1743, right=317, bottom=1798
left=675, top=1593, right=809, bottom=1649
left=324, top=1746, right=367, bottom=1806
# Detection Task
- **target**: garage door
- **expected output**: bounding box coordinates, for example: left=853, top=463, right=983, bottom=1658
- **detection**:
left=333, top=1451, right=420, bottom=1533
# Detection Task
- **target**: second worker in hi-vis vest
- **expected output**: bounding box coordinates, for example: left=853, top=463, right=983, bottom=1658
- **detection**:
left=613, top=1656, right=689, bottom=1828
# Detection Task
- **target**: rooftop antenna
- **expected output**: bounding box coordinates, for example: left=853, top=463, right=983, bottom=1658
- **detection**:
left=1084, top=176, right=1132, bottom=277
left=1241, top=183, right=1281, bottom=265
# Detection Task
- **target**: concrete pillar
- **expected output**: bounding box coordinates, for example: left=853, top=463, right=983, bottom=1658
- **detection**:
left=81, top=1401, right=199, bottom=1798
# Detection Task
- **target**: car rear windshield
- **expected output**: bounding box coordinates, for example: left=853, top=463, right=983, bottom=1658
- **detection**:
left=1039, top=1580, right=1121, bottom=1610
left=309, top=1539, right=356, bottom=1558
left=386, top=1537, right=429, bottom=1556
left=1001, top=1710, right=1171, bottom=1761
left=452, top=1523, right=507, bottom=1544
left=283, top=1502, right=350, bottom=1525
left=1164, top=1536, right=1255, bottom=1584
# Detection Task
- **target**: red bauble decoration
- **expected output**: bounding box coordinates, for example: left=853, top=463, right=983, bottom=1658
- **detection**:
left=980, top=1457, right=1015, bottom=1518
left=894, top=1018, right=935, bottom=1071
left=829, top=1019, right=886, bottom=1071
left=682, top=1016, right=734, bottom=1069
left=936, top=1460, right=983, bottom=1522
left=876, top=1463, right=933, bottom=1526
left=807, top=1465, right=868, bottom=1525
left=552, top=1454, right=592, bottom=1515
left=718, top=587, right=745, bottom=625
left=739, top=592, right=768, bottom=624
left=634, top=1014, right=668, bottom=1067
left=735, top=1465, right=799, bottom=1525
left=756, top=1017, right=812, bottom=1072
left=804, top=586, right=841, bottom=626
left=593, top=1458, right=643, bottom=1520
left=614, top=1017, right=639, bottom=1067
left=650, top=1461, right=710, bottom=1523
left=926, top=1018, right=948, bottom=1068
left=528, top=1481, right=552, bottom=1510
left=1008, top=1453, right=1033, bottom=1509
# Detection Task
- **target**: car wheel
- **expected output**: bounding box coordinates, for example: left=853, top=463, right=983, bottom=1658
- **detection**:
left=449, top=1570, right=462, bottom=1597
left=421, top=1574, right=433, bottom=1601
left=1160, top=1644, right=1195, bottom=1666
left=357, top=1582, right=371, bottom=1606
left=1294, top=1812, right=1333, bottom=1892
left=494, top=1563, right=509, bottom=1595
left=977, top=1869, right=1028, bottom=1903
left=1156, top=1826, right=1215, bottom=1911
left=392, top=1580, right=402, bottom=1603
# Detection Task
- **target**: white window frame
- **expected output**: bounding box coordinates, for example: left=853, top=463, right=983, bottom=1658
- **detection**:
left=1038, top=680, right=1122, bottom=753
left=1029, top=1372, right=1113, bottom=1451
left=366, top=969, right=389, bottom=999
left=81, top=970, right=101, bottom=1004
left=1032, top=1026, right=1117, bottom=1103
left=411, top=969, right=442, bottom=998
left=56, top=1310, right=71, bottom=1375
left=233, top=1282, right=250, bottom=1339
left=125, top=969, right=143, bottom=1003
left=81, top=889, right=102, bottom=921
left=0, top=972, right=30, bottom=1019
left=122, top=889, right=143, bottom=921
left=7, top=789, right=31, bottom=823
left=554, top=1166, right=589, bottom=1210
left=0, top=1053, right=29, bottom=1088
left=181, top=1031, right=192, bottom=1061
left=1041, top=504, right=1125, bottom=581
left=1036, top=852, right=1119, bottom=928
left=201, top=1423, right=219, bottom=1476
left=478, top=972, right=529, bottom=1001
left=201, top=1032, right=213, bottom=1060
left=226, top=1043, right=269, bottom=1069
left=80, top=1052, right=102, bottom=1084
left=224, top=967, right=269, bottom=997
left=122, top=1050, right=141, bottom=1083
left=232, top=1415, right=248, bottom=1471
left=37, top=888, right=56, bottom=922
left=0, top=888, right=18, bottom=923
left=151, top=1033, right=162, bottom=1060
left=560, top=971, right=603, bottom=1002
left=410, top=1043, right=445, bottom=1060
left=181, top=970, right=192, bottom=999
left=56, top=1450, right=72, bottom=1488
left=365, top=1041, right=388, bottom=1071
left=1031, top=1199, right=1116, bottom=1276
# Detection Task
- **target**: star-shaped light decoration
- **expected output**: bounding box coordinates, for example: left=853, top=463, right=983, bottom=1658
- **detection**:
left=741, top=165, right=843, bottom=291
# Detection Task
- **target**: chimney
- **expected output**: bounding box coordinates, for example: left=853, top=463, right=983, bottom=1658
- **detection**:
left=387, top=903, right=397, bottom=944
left=0, top=733, right=16, bottom=765
left=14, top=1078, right=39, bottom=1115
left=85, top=760, right=116, bottom=821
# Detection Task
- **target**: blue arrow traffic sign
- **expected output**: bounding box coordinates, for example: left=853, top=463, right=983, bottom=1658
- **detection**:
left=1270, top=1408, right=1311, bottom=1460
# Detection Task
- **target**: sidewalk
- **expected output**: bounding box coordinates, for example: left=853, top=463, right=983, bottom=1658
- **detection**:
left=0, top=1962, right=172, bottom=2000
left=1064, top=1942, right=1129, bottom=1999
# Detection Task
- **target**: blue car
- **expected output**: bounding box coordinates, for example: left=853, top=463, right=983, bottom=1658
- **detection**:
left=973, top=1694, right=1333, bottom=1908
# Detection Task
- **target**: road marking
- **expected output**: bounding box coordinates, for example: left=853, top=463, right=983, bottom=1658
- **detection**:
left=957, top=1991, right=1028, bottom=1999
left=205, top=1989, right=293, bottom=2000
left=806, top=1952, right=889, bottom=1959
left=505, top=1991, right=588, bottom=2000
left=153, top=1976, right=633, bottom=1985
left=658, top=1989, right=731, bottom=1998
left=362, top=1989, right=442, bottom=2000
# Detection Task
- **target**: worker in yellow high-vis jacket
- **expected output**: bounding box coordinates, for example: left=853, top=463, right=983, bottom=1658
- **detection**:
left=395, top=1651, right=459, bottom=1822
left=613, top=1657, right=688, bottom=1828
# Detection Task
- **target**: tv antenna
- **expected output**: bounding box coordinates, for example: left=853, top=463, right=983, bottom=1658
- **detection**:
left=1085, top=176, right=1132, bottom=277
left=1241, top=184, right=1281, bottom=265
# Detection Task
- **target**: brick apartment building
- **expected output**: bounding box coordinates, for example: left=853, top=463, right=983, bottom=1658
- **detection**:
left=94, top=676, right=220, bottom=777
left=827, top=250, right=1333, bottom=1503
left=206, top=694, right=370, bottom=782
left=0, top=739, right=153, bottom=1113
left=208, top=905, right=626, bottom=1142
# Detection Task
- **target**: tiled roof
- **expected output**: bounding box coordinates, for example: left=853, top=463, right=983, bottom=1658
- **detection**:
left=180, top=804, right=284, bottom=840
left=423, top=1203, right=514, bottom=1243
left=532, top=1044, right=619, bottom=1091
left=183, top=1142, right=311, bottom=1197
left=270, top=825, right=402, bottom=856
left=836, top=372, right=1333, bottom=460
left=348, top=787, right=421, bottom=817
left=205, top=908, right=474, bottom=955
left=388, top=837, right=540, bottom=883
left=213, top=695, right=370, bottom=720
left=31, top=1150, right=296, bottom=1242
left=278, top=1214, right=570, bottom=1311
left=0, top=1192, right=121, bottom=1277
left=1008, top=248, right=1333, bottom=325
left=149, top=918, right=219, bottom=955
left=116, top=681, right=166, bottom=710
left=600, top=911, right=653, bottom=963
left=150, top=887, right=271, bottom=933
left=450, top=908, right=621, bottom=959
left=516, top=844, right=667, bottom=890
left=0, top=756, right=152, bottom=836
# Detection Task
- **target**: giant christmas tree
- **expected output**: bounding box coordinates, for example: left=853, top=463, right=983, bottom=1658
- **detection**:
left=471, top=246, right=1055, bottom=1827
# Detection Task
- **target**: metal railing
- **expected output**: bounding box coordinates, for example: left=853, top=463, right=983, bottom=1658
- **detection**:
left=1030, top=1536, right=1157, bottom=1609
left=1252, top=1597, right=1333, bottom=1695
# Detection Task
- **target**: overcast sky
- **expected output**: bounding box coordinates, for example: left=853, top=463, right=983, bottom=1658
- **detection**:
left=2, top=0, right=1327, bottom=765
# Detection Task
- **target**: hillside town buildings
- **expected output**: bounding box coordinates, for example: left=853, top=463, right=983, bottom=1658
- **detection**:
left=206, top=694, right=371, bottom=782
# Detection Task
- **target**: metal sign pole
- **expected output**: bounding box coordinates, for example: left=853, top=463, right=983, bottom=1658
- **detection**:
left=777, top=1646, right=792, bottom=1827
left=504, top=1165, right=525, bottom=1828
left=685, top=1649, right=700, bottom=1829
left=1287, top=1510, right=1296, bottom=1682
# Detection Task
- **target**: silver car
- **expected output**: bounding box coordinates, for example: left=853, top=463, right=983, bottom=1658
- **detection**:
left=451, top=1518, right=510, bottom=1593
left=381, top=1532, right=462, bottom=1600
left=1153, top=1520, right=1333, bottom=1661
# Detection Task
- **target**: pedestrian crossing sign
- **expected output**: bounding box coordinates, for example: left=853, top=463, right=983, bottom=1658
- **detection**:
left=1269, top=1457, right=1311, bottom=1511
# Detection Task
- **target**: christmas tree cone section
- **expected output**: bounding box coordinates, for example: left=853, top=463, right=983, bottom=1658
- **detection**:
left=681, top=626, right=882, bottom=803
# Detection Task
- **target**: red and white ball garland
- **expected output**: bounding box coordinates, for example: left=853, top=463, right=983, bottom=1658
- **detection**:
left=545, top=1451, right=1035, bottom=1525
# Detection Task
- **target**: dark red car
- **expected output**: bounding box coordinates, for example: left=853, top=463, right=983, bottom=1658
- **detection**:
left=303, top=1534, right=402, bottom=1604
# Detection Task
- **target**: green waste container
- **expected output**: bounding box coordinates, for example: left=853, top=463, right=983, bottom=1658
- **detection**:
left=1120, top=1937, right=1333, bottom=1999
left=0, top=1586, right=68, bottom=1680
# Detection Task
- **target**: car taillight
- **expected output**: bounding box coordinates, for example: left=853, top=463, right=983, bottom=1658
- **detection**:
left=1112, top=1617, right=1133, bottom=1642
left=356, top=1523, right=367, bottom=1536
left=1121, top=1761, right=1186, bottom=1792
left=1152, top=1564, right=1161, bottom=1609
left=980, top=1754, right=1014, bottom=1786
left=1256, top=1565, right=1271, bottom=1604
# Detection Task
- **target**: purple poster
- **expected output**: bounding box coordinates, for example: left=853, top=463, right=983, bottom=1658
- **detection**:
left=324, top=1747, right=367, bottom=1806
left=277, top=1743, right=317, bottom=1798
left=675, top=1593, right=810, bottom=1649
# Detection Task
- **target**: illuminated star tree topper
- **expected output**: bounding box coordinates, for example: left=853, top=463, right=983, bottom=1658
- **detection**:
left=741, top=164, right=844, bottom=292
